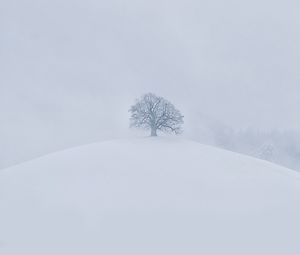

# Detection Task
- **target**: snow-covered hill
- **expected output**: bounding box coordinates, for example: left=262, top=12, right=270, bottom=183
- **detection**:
left=1, top=138, right=300, bottom=255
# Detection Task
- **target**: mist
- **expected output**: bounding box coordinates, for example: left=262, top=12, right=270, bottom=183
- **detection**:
left=1, top=0, right=299, bottom=169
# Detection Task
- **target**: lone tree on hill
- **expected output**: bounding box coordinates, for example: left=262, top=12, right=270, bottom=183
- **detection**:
left=129, top=93, right=184, bottom=136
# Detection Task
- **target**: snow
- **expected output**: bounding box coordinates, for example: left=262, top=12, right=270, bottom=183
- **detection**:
left=1, top=138, right=300, bottom=255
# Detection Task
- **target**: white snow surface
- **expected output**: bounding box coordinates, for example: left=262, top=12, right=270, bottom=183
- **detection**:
left=1, top=138, right=300, bottom=255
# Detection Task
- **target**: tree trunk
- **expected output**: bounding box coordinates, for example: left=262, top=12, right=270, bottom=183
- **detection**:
left=151, top=128, right=157, bottom=137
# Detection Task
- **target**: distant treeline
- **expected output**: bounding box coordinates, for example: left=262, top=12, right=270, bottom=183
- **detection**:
left=188, top=115, right=300, bottom=171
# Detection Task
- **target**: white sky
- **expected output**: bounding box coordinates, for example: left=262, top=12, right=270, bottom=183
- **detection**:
left=1, top=0, right=299, bottom=167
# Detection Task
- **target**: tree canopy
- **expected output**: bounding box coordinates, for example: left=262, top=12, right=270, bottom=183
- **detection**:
left=129, top=93, right=184, bottom=136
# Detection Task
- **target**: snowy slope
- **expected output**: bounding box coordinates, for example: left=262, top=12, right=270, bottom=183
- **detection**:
left=1, top=138, right=300, bottom=255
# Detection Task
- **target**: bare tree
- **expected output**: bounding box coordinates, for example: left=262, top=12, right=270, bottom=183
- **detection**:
left=129, top=93, right=184, bottom=136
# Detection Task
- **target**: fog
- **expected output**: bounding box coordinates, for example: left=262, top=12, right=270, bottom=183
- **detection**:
left=1, top=0, right=299, bottom=169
